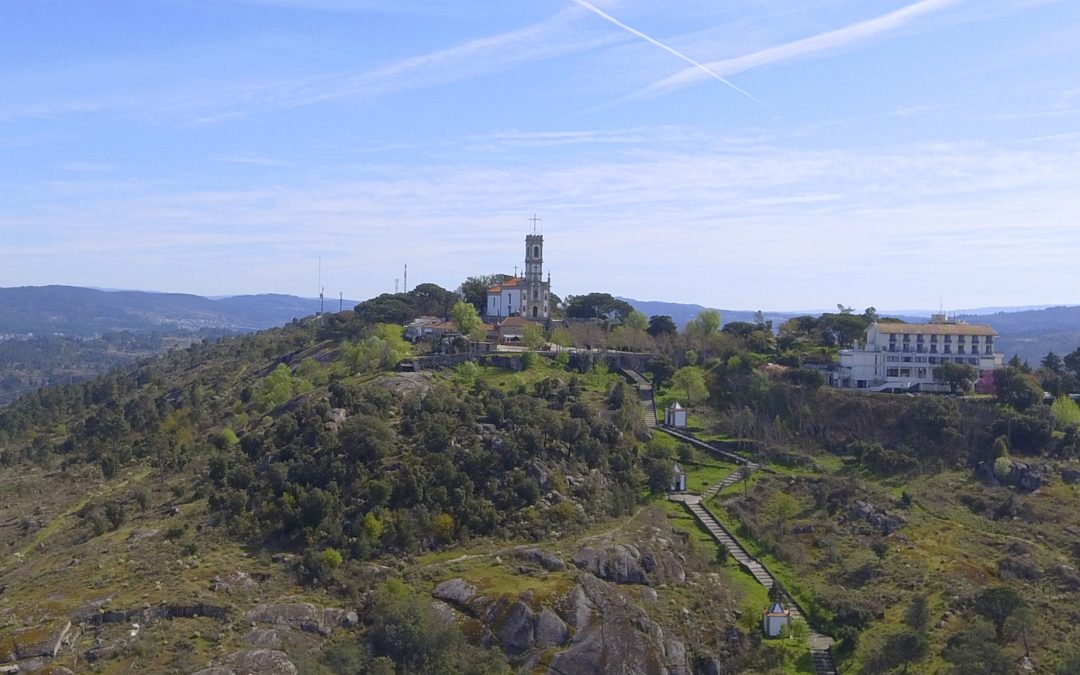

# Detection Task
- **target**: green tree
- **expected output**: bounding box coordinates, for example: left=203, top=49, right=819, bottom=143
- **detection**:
left=1042, top=350, right=1064, bottom=373
left=624, top=310, right=648, bottom=332
left=457, top=275, right=510, bottom=315
left=936, top=362, right=979, bottom=394
left=408, top=283, right=457, bottom=317
left=994, top=366, right=1044, bottom=411
left=861, top=630, right=928, bottom=674
left=1065, top=346, right=1080, bottom=378
left=942, top=620, right=1012, bottom=675
left=764, top=492, right=798, bottom=537
left=689, top=309, right=721, bottom=337
left=1051, top=395, right=1080, bottom=427
left=904, top=595, right=930, bottom=633
left=522, top=323, right=546, bottom=351
left=563, top=292, right=633, bottom=320
left=451, top=301, right=484, bottom=340
left=974, top=585, right=1024, bottom=642
left=354, top=293, right=417, bottom=325
left=647, top=315, right=677, bottom=337
left=671, top=366, right=707, bottom=405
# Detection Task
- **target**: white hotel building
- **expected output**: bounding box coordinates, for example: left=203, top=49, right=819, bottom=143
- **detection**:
left=833, top=316, right=1003, bottom=391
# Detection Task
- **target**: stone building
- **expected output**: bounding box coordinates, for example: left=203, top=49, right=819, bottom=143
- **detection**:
left=486, top=231, right=551, bottom=322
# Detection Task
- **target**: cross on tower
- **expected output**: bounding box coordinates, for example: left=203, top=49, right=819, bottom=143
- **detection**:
left=530, top=213, right=542, bottom=233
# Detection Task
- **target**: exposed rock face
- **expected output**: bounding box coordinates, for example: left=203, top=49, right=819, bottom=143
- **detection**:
left=572, top=545, right=649, bottom=585
left=1006, top=463, right=1044, bottom=491
left=211, top=570, right=256, bottom=594
left=516, top=548, right=566, bottom=571
left=245, top=603, right=355, bottom=637
left=850, top=500, right=906, bottom=535
left=194, top=649, right=298, bottom=675
left=0, top=620, right=71, bottom=664
left=432, top=578, right=478, bottom=605
left=79, top=602, right=226, bottom=627
left=974, top=462, right=999, bottom=486
left=547, top=574, right=690, bottom=675
left=497, top=600, right=537, bottom=656
left=535, top=608, right=570, bottom=648
left=1062, top=468, right=1080, bottom=485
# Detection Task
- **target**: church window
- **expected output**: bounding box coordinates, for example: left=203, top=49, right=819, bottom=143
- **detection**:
left=533, top=245, right=539, bottom=258
left=533, top=289, right=538, bottom=299
left=532, top=306, right=538, bottom=318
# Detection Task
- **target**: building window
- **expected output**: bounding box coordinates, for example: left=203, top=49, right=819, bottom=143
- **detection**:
left=930, top=345, right=937, bottom=353
left=968, top=357, right=979, bottom=365
left=985, top=346, right=993, bottom=355
left=944, top=346, right=951, bottom=354
left=900, top=368, right=911, bottom=377
left=958, top=346, right=965, bottom=354
left=930, top=334, right=938, bottom=342
left=532, top=306, right=538, bottom=318
left=887, top=368, right=899, bottom=377
left=533, top=289, right=538, bottom=300
left=533, top=246, right=539, bottom=258
left=944, top=335, right=952, bottom=343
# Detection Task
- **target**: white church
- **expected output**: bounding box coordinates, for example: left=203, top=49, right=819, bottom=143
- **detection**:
left=485, top=231, right=552, bottom=322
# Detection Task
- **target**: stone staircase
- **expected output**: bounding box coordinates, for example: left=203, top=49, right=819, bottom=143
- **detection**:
left=623, top=369, right=658, bottom=428
left=627, top=366, right=839, bottom=673
left=701, top=461, right=758, bottom=499
left=674, top=493, right=839, bottom=675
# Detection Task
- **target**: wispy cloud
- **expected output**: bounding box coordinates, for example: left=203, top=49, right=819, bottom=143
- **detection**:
left=636, top=0, right=963, bottom=97
left=211, top=153, right=290, bottom=167
left=568, top=0, right=770, bottom=109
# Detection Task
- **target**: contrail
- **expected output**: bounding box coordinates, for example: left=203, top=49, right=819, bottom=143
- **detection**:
left=569, top=0, right=771, bottom=110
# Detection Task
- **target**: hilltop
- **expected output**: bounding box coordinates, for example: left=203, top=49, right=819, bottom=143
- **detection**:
left=0, top=311, right=766, bottom=674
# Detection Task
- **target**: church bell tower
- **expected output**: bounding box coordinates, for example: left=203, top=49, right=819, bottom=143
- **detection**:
left=524, top=216, right=549, bottom=321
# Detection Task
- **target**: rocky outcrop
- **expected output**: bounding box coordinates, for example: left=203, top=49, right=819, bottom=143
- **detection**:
left=245, top=603, right=356, bottom=637
left=194, top=649, right=297, bottom=675
left=535, top=608, right=569, bottom=648
left=516, top=548, right=566, bottom=571
left=1006, top=463, right=1044, bottom=491
left=547, top=574, right=690, bottom=675
left=79, top=602, right=226, bottom=627
left=572, top=545, right=648, bottom=585
left=211, top=570, right=257, bottom=594
left=0, top=620, right=71, bottom=664
left=432, top=578, right=478, bottom=605
left=850, top=500, right=906, bottom=535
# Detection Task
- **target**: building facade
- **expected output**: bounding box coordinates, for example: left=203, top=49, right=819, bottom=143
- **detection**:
left=486, top=233, right=551, bottom=321
left=833, top=315, right=1003, bottom=391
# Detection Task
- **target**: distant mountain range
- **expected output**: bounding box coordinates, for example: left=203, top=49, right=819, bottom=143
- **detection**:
left=1, top=286, right=1076, bottom=365
left=0, top=286, right=351, bottom=336
left=623, top=298, right=1080, bottom=364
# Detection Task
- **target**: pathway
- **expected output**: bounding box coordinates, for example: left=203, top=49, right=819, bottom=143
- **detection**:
left=624, top=369, right=838, bottom=674
left=623, top=368, right=657, bottom=428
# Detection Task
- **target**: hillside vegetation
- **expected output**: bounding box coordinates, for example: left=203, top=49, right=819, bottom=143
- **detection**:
left=0, top=310, right=774, bottom=674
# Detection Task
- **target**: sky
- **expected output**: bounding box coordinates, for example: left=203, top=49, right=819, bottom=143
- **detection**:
left=2, top=0, right=1079, bottom=312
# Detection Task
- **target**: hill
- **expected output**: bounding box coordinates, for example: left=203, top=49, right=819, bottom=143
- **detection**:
left=0, top=315, right=759, bottom=674
left=0, top=286, right=357, bottom=406
left=959, top=305, right=1080, bottom=364
left=0, top=285, right=338, bottom=336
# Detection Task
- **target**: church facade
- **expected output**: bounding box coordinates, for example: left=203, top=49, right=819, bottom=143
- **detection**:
left=486, top=233, right=551, bottom=321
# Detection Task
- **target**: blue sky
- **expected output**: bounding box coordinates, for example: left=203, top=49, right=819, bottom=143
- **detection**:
left=2, top=0, right=1079, bottom=311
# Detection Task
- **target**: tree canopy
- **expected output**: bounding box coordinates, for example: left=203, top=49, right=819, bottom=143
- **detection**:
left=563, top=293, right=634, bottom=321
left=457, top=274, right=510, bottom=314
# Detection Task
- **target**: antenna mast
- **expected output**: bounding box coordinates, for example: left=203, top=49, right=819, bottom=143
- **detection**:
left=403, top=264, right=408, bottom=294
